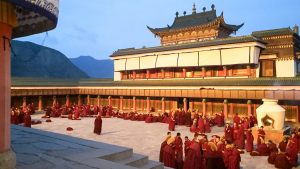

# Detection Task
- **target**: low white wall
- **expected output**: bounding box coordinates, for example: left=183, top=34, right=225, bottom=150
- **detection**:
left=114, top=72, right=121, bottom=81
left=276, top=59, right=296, bottom=77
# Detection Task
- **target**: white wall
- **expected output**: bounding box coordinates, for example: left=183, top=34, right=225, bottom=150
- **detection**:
left=276, top=59, right=296, bottom=77
left=114, top=72, right=121, bottom=81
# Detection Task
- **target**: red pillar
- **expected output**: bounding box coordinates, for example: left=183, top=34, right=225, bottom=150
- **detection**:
left=161, top=69, right=165, bottom=79
left=253, top=104, right=257, bottom=117
left=146, top=97, right=150, bottom=113
left=247, top=65, right=251, bottom=77
left=228, top=68, right=233, bottom=77
left=182, top=68, right=187, bottom=78
left=247, top=100, right=252, bottom=117
left=119, top=96, right=123, bottom=111
left=52, top=96, right=57, bottom=107
left=189, top=100, right=194, bottom=111
left=78, top=95, right=82, bottom=106
left=202, top=67, right=206, bottom=78
left=108, top=96, right=112, bottom=106
left=0, top=3, right=17, bottom=166
left=87, top=95, right=90, bottom=105
left=132, top=97, right=136, bottom=112
left=97, top=96, right=101, bottom=107
left=230, top=103, right=234, bottom=117
left=22, top=96, right=27, bottom=108
left=202, top=99, right=206, bottom=116
left=223, top=100, right=228, bottom=119
left=161, top=98, right=165, bottom=113
left=223, top=66, right=227, bottom=77
left=38, top=96, right=43, bottom=111
left=66, top=95, right=70, bottom=107
left=183, top=98, right=187, bottom=112
left=132, top=71, right=137, bottom=79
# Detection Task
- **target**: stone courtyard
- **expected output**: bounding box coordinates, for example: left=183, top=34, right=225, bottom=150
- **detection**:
left=12, top=113, right=299, bottom=169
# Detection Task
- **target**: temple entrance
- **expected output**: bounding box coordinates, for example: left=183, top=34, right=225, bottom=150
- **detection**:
left=260, top=60, right=276, bottom=77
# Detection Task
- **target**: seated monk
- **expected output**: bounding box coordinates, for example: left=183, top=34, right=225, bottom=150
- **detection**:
left=278, top=136, right=289, bottom=152
left=190, top=119, right=197, bottom=133
left=267, top=140, right=278, bottom=154
left=274, top=148, right=293, bottom=169
left=268, top=151, right=277, bottom=165
left=94, top=114, right=102, bottom=135
left=250, top=138, right=269, bottom=156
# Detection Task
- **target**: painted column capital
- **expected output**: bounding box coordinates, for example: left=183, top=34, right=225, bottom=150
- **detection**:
left=202, top=98, right=206, bottom=103
left=224, top=99, right=228, bottom=104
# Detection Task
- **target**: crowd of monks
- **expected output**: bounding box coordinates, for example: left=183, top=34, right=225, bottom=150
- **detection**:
left=160, top=113, right=300, bottom=169
left=10, top=103, right=300, bottom=169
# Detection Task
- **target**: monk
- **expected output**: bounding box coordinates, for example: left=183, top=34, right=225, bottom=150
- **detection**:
left=190, top=119, right=198, bottom=133
left=249, top=114, right=257, bottom=128
left=204, top=119, right=211, bottom=133
left=228, top=146, right=241, bottom=169
left=183, top=134, right=201, bottom=169
left=24, top=112, right=31, bottom=128
left=267, top=140, right=278, bottom=154
left=93, top=114, right=102, bottom=135
left=174, top=133, right=183, bottom=169
left=184, top=136, right=192, bottom=157
left=286, top=132, right=298, bottom=167
left=278, top=137, right=288, bottom=152
left=225, top=123, right=233, bottom=143
left=235, top=125, right=245, bottom=149
left=250, top=138, right=269, bottom=156
left=168, top=117, right=176, bottom=131
left=205, top=141, right=226, bottom=169
left=159, top=132, right=171, bottom=162
left=163, top=137, right=176, bottom=168
left=257, top=126, right=265, bottom=146
left=233, top=113, right=240, bottom=124
left=185, top=111, right=192, bottom=127
left=233, top=123, right=239, bottom=143
left=245, top=129, right=254, bottom=152
left=274, top=147, right=293, bottom=169
left=198, top=116, right=205, bottom=133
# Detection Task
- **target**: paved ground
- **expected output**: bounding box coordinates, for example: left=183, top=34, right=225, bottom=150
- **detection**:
left=28, top=114, right=299, bottom=169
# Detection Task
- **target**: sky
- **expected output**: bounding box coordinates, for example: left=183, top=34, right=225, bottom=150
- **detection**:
left=17, top=0, right=300, bottom=60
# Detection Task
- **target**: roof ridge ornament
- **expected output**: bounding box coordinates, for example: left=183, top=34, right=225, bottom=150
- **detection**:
left=183, top=11, right=187, bottom=16
left=202, top=7, right=206, bottom=12
left=211, top=4, right=215, bottom=10
left=175, top=11, right=179, bottom=18
left=192, top=3, right=197, bottom=14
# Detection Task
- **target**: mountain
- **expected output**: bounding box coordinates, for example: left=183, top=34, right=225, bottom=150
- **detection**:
left=70, top=56, right=114, bottom=78
left=11, top=41, right=89, bottom=78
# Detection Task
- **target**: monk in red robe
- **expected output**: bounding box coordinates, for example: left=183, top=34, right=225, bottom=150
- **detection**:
left=168, top=117, right=176, bottom=131
left=286, top=133, right=298, bottom=167
left=228, top=146, right=241, bottom=169
left=278, top=137, right=288, bottom=152
left=242, top=117, right=250, bottom=129
left=174, top=133, right=183, bottom=169
left=233, top=113, right=240, bottom=124
left=183, top=135, right=201, bottom=169
left=224, top=123, right=233, bottom=143
left=163, top=137, right=176, bottom=168
left=159, top=132, right=171, bottom=162
left=223, top=144, right=233, bottom=169
left=198, top=116, right=205, bottom=133
left=190, top=119, right=198, bottom=133
left=249, top=114, right=257, bottom=128
left=274, top=148, right=293, bottom=169
left=250, top=138, right=269, bottom=156
left=245, top=129, right=254, bottom=152
left=94, top=114, right=102, bottom=135
left=267, top=140, right=278, bottom=154
left=233, top=123, right=239, bottom=143
left=184, top=136, right=192, bottom=157
left=24, top=112, right=31, bottom=128
left=235, top=125, right=245, bottom=149
left=204, top=119, right=211, bottom=133
left=257, top=126, right=265, bottom=146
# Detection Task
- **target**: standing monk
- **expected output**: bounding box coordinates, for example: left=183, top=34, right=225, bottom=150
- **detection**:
left=168, top=116, right=176, bottom=131
left=233, top=113, right=240, bottom=124
left=163, top=137, right=176, bottom=168
left=204, top=119, right=211, bottom=133
left=246, top=129, right=254, bottom=152
left=184, top=136, right=192, bottom=157
left=228, top=146, right=241, bottom=169
left=235, top=125, right=245, bottom=149
left=183, top=135, right=201, bottom=169
left=225, top=123, right=233, bottom=143
left=94, top=114, right=102, bottom=135
left=286, top=132, right=298, bottom=167
left=174, top=133, right=183, bottom=169
left=159, top=132, right=171, bottom=162
left=24, top=112, right=31, bottom=128
left=198, top=116, right=205, bottom=133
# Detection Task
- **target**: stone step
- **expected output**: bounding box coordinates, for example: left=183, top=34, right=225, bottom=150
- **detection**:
left=139, top=160, right=164, bottom=169
left=115, top=153, right=149, bottom=168
left=100, top=148, right=133, bottom=161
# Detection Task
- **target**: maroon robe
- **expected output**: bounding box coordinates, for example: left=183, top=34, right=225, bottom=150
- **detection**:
left=159, top=141, right=168, bottom=162
left=267, top=142, right=278, bottom=154
left=168, top=118, right=175, bottom=131
left=24, top=113, right=31, bottom=128
left=245, top=130, right=254, bottom=152
left=223, top=148, right=232, bottom=169
left=286, top=137, right=298, bottom=167
left=257, top=129, right=265, bottom=146
left=249, top=115, right=257, bottom=128
left=228, top=148, right=240, bottom=169
left=185, top=112, right=192, bottom=127
left=251, top=143, right=268, bottom=156
left=267, top=152, right=276, bottom=164
left=184, top=140, right=192, bottom=157
left=198, top=118, right=205, bottom=133
left=233, top=115, right=240, bottom=124
left=225, top=125, right=233, bottom=143
left=183, top=142, right=201, bottom=169
left=278, top=141, right=287, bottom=152
left=235, top=126, right=245, bottom=149
left=274, top=153, right=293, bottom=169
left=163, top=144, right=176, bottom=168
left=204, top=120, right=211, bottom=133
left=93, top=116, right=102, bottom=135
left=175, top=137, right=183, bottom=169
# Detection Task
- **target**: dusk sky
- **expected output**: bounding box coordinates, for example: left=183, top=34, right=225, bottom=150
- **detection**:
left=18, top=0, right=300, bottom=60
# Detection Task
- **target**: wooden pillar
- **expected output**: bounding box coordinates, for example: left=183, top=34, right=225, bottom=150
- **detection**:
left=253, top=104, right=257, bottom=117
left=183, top=98, right=188, bottom=112
left=182, top=68, right=187, bottom=78
left=97, top=96, right=101, bottom=107
left=202, top=67, right=206, bottom=78
left=247, top=65, right=251, bottom=76
left=161, top=69, right=165, bottom=79
left=202, top=99, right=206, bottom=116
left=87, top=95, right=90, bottom=105
left=223, top=99, right=228, bottom=119
left=228, top=68, right=233, bottom=77
left=146, top=97, right=150, bottom=113
left=38, top=96, right=42, bottom=111
left=132, top=96, right=136, bottom=112
left=161, top=97, right=165, bottom=113
left=247, top=100, right=252, bottom=117
left=52, top=96, right=57, bottom=107
left=119, top=96, right=123, bottom=111
left=78, top=95, right=82, bottom=106
left=108, top=96, right=112, bottom=106
left=0, top=2, right=17, bottom=166
left=22, top=96, right=27, bottom=108
left=66, top=95, right=70, bottom=107
left=146, top=70, right=150, bottom=79
left=223, top=66, right=227, bottom=77
left=132, top=71, right=137, bottom=79
left=189, top=99, right=194, bottom=111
